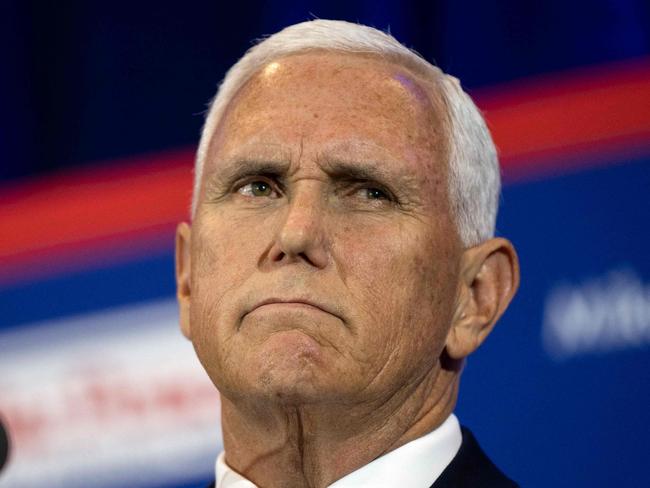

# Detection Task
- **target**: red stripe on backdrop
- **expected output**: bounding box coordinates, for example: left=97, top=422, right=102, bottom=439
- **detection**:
left=0, top=149, right=194, bottom=284
left=475, top=57, right=650, bottom=181
left=1, top=58, right=649, bottom=285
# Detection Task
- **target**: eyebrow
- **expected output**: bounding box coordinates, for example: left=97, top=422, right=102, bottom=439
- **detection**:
left=322, top=158, right=394, bottom=182
left=206, top=158, right=292, bottom=189
left=320, top=158, right=420, bottom=194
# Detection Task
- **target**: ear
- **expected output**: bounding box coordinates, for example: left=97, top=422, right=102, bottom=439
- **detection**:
left=175, top=222, right=193, bottom=340
left=446, top=237, right=520, bottom=359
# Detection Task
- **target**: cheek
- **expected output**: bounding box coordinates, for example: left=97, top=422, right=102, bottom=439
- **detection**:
left=189, top=216, right=261, bottom=337
left=335, top=221, right=458, bottom=351
left=192, top=207, right=272, bottom=278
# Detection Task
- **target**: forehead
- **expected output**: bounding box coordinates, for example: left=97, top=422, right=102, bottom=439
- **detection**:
left=206, top=52, right=448, bottom=178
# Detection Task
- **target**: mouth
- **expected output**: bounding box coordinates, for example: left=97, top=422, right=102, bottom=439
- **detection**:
left=246, top=297, right=340, bottom=320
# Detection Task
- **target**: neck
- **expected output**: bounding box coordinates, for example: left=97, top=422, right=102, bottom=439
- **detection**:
left=219, top=366, right=459, bottom=488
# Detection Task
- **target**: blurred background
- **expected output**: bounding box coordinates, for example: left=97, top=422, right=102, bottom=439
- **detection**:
left=1, top=1, right=649, bottom=487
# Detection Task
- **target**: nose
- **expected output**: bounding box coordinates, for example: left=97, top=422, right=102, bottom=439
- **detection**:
left=267, top=183, right=329, bottom=269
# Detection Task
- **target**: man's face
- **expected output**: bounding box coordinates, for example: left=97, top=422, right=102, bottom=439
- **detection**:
left=182, top=53, right=464, bottom=407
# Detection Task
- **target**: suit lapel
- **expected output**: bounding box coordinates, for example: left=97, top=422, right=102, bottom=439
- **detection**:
left=431, top=427, right=518, bottom=488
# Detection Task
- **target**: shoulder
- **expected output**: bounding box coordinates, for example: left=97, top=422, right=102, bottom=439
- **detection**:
left=432, top=426, right=519, bottom=488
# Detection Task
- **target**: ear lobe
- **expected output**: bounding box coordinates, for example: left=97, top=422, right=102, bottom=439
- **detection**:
left=175, top=222, right=193, bottom=340
left=446, top=237, right=520, bottom=359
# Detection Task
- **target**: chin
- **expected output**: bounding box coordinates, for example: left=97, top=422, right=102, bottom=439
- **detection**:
left=208, top=329, right=354, bottom=405
left=257, top=375, right=326, bottom=405
left=245, top=331, right=340, bottom=404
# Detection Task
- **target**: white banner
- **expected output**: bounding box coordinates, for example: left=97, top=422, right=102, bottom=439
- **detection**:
left=0, top=299, right=221, bottom=488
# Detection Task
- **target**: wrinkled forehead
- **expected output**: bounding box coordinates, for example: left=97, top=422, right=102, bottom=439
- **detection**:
left=205, top=51, right=449, bottom=177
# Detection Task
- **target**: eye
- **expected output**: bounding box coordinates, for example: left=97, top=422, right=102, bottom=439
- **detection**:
left=364, top=187, right=390, bottom=200
left=352, top=185, right=393, bottom=203
left=237, top=180, right=278, bottom=198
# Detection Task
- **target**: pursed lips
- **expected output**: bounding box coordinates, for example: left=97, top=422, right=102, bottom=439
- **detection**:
left=245, top=297, right=341, bottom=320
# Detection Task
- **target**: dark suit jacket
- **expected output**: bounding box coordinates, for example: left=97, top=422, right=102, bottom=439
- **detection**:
left=431, top=427, right=518, bottom=487
left=207, top=426, right=518, bottom=487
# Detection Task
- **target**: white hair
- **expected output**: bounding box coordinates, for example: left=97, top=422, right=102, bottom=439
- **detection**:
left=193, top=19, right=500, bottom=247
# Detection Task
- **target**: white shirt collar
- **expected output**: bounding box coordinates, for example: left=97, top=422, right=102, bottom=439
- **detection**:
left=216, top=452, right=257, bottom=488
left=215, top=413, right=462, bottom=488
